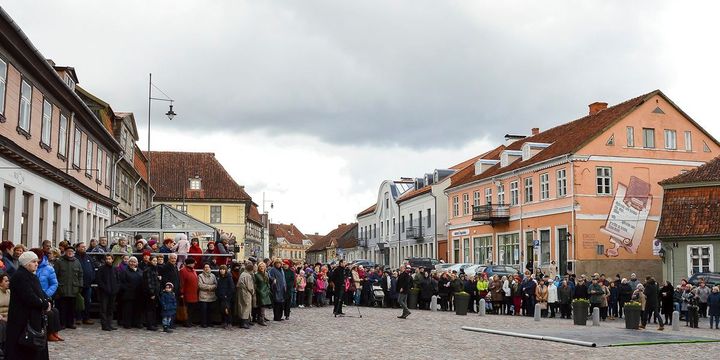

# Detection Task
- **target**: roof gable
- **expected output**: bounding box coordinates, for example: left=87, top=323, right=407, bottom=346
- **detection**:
left=270, top=223, right=306, bottom=244
left=307, top=223, right=357, bottom=251
left=660, top=155, right=720, bottom=186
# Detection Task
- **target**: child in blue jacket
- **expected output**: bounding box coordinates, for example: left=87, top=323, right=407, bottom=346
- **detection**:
left=159, top=282, right=177, bottom=333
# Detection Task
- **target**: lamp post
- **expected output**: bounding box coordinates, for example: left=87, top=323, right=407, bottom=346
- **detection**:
left=146, top=73, right=177, bottom=207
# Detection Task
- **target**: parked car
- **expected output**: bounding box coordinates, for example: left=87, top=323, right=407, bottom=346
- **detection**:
left=688, top=272, right=720, bottom=286
left=350, top=259, right=377, bottom=268
left=445, top=263, right=473, bottom=274
left=463, top=264, right=486, bottom=276
left=404, top=257, right=438, bottom=270
left=435, top=263, right=454, bottom=273
left=478, top=265, right=520, bottom=278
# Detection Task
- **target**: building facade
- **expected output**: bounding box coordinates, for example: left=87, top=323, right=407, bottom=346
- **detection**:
left=244, top=203, right=265, bottom=258
left=446, top=90, right=719, bottom=279
left=0, top=9, right=122, bottom=247
left=270, top=223, right=312, bottom=263
left=147, top=151, right=253, bottom=247
left=306, top=223, right=357, bottom=264
left=656, top=155, right=720, bottom=283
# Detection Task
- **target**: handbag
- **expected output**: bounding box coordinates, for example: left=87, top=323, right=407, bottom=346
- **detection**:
left=176, top=300, right=188, bottom=322
left=19, top=314, right=47, bottom=349
left=539, top=302, right=548, bottom=310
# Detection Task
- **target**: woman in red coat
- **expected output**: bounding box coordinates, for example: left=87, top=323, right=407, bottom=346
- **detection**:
left=178, top=258, right=199, bottom=327
left=188, top=238, right=203, bottom=266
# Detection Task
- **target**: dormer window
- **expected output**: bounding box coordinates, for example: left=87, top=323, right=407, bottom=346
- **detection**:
left=500, top=150, right=523, bottom=167
left=64, top=74, right=75, bottom=91
left=190, top=178, right=202, bottom=190
left=521, top=142, right=551, bottom=161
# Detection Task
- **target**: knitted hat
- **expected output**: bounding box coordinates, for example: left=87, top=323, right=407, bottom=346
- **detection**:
left=19, top=251, right=38, bottom=266
left=165, top=282, right=174, bottom=288
left=148, top=239, right=157, bottom=247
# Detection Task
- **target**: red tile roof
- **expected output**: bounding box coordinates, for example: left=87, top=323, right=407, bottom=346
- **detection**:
left=660, top=155, right=720, bottom=186
left=307, top=223, right=358, bottom=251
left=270, top=223, right=306, bottom=245
left=448, top=90, right=677, bottom=190
left=305, top=233, right=324, bottom=244
left=656, top=186, right=720, bottom=238
left=357, top=204, right=376, bottom=217
left=396, top=186, right=432, bottom=203
left=145, top=151, right=251, bottom=202
left=247, top=204, right=263, bottom=225
left=448, top=145, right=506, bottom=188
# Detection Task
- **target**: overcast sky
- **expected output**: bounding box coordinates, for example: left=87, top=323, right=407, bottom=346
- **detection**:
left=4, top=1, right=720, bottom=234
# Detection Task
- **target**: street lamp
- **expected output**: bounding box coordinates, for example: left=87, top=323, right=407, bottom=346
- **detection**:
left=146, top=73, right=177, bottom=206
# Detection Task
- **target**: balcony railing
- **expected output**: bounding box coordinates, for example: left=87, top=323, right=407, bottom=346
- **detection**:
left=472, top=204, right=510, bottom=224
left=406, top=226, right=424, bottom=240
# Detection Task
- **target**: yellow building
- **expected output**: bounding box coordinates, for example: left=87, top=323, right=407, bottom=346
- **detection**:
left=146, top=151, right=253, bottom=248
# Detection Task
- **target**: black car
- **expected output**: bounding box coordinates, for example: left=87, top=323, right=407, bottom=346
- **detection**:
left=688, top=272, right=720, bottom=286
left=404, top=257, right=437, bottom=270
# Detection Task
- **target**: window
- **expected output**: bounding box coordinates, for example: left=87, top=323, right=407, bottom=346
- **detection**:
left=497, top=233, right=519, bottom=265
left=417, top=211, right=422, bottom=228
left=210, top=206, right=222, bottom=223
left=540, top=173, right=549, bottom=200
left=38, top=199, right=47, bottom=245
left=41, top=100, right=52, bottom=147
left=64, top=74, right=75, bottom=90
left=688, top=245, right=713, bottom=277
left=401, top=216, right=405, bottom=233
left=463, top=238, right=470, bottom=263
left=52, top=203, right=60, bottom=244
left=2, top=186, right=11, bottom=242
left=189, top=178, right=202, bottom=190
left=380, top=221, right=383, bottom=237
left=684, top=131, right=692, bottom=151
left=18, top=80, right=32, bottom=132
left=58, top=114, right=68, bottom=157
left=86, top=140, right=94, bottom=177
left=596, top=167, right=612, bottom=195
left=72, top=127, right=82, bottom=167
left=453, top=239, right=460, bottom=263
left=642, top=128, right=655, bottom=148
left=664, top=129, right=677, bottom=150
left=176, top=205, right=187, bottom=213
left=510, top=181, right=519, bottom=206
left=386, top=219, right=389, bottom=236
left=427, top=209, right=431, bottom=228
left=556, top=169, right=567, bottom=197
left=21, top=192, right=30, bottom=247
left=524, top=177, right=533, bottom=203
left=485, top=188, right=492, bottom=205
left=373, top=224, right=376, bottom=238
left=704, top=141, right=712, bottom=153
left=539, top=229, right=551, bottom=264
left=96, top=148, right=103, bottom=182
left=385, top=198, right=389, bottom=209
left=409, top=214, right=413, bottom=232
left=626, top=126, right=634, bottom=147
left=462, top=193, right=470, bottom=215
left=452, top=196, right=459, bottom=217
left=105, top=154, right=111, bottom=185
left=0, top=58, right=6, bottom=115
left=473, top=236, right=492, bottom=265
left=392, top=218, right=396, bottom=234
left=473, top=191, right=481, bottom=207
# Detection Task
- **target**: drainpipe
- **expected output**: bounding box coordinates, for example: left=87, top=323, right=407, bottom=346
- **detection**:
left=430, top=190, right=438, bottom=261
left=569, top=156, right=576, bottom=268
left=132, top=177, right=142, bottom=214
left=516, top=171, right=523, bottom=270
left=397, top=201, right=402, bottom=268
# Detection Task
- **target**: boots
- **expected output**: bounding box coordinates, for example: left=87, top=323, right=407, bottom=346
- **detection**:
left=163, top=326, right=173, bottom=333
left=240, top=319, right=250, bottom=329
left=257, top=317, right=267, bottom=326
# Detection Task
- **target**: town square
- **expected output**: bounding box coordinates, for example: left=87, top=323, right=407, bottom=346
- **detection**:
left=0, top=1, right=719, bottom=359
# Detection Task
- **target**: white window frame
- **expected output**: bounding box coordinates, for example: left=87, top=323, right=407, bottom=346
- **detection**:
left=210, top=205, right=222, bottom=223
left=684, top=131, right=692, bottom=151
left=473, top=191, right=480, bottom=207
left=58, top=114, right=68, bottom=156
left=626, top=126, right=634, bottom=147
left=510, top=181, right=519, bottom=206
left=643, top=128, right=655, bottom=149
left=41, top=99, right=52, bottom=146
left=596, top=167, right=613, bottom=195
left=72, top=127, right=82, bottom=167
left=462, top=193, right=470, bottom=215
left=539, top=173, right=549, bottom=200
left=687, top=244, right=714, bottom=278
left=105, top=154, right=111, bottom=185
left=19, top=79, right=32, bottom=132
left=556, top=168, right=567, bottom=197
left=524, top=177, right=533, bottom=203
left=0, top=58, right=7, bottom=115
left=452, top=196, right=459, bottom=217
left=484, top=188, right=492, bottom=205
left=190, top=178, right=202, bottom=190
left=664, top=129, right=677, bottom=150
left=96, top=148, right=103, bottom=182
left=497, top=184, right=505, bottom=205
left=86, top=139, right=94, bottom=177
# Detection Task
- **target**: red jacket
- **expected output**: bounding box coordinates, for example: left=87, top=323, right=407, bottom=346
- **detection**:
left=188, top=245, right=203, bottom=265
left=179, top=266, right=199, bottom=303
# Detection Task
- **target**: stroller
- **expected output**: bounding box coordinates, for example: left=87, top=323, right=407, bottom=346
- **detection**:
left=370, top=283, right=385, bottom=307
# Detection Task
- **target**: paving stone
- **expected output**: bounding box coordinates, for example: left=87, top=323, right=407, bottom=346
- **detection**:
left=49, top=307, right=720, bottom=359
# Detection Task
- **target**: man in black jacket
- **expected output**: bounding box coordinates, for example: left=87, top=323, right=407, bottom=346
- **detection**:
left=96, top=254, right=119, bottom=331
left=331, top=260, right=347, bottom=316
left=397, top=265, right=412, bottom=319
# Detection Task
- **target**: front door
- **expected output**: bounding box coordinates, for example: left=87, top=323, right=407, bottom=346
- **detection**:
left=558, top=228, right=568, bottom=276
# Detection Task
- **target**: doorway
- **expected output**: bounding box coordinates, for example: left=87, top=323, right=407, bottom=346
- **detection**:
left=558, top=228, right=568, bottom=276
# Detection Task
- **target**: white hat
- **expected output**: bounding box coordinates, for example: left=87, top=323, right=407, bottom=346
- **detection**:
left=19, top=251, right=38, bottom=266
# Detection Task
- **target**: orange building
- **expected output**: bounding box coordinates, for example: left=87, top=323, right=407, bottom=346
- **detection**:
left=445, top=90, right=719, bottom=279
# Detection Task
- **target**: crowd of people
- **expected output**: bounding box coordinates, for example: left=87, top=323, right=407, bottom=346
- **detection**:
left=0, top=233, right=718, bottom=359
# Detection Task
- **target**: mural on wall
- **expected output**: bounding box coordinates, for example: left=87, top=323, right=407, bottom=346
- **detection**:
left=600, top=176, right=652, bottom=257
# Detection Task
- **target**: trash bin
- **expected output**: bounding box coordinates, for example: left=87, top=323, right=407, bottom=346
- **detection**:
left=454, top=293, right=470, bottom=315
left=572, top=301, right=589, bottom=325
left=623, top=306, right=641, bottom=329
left=688, top=305, right=699, bottom=328
left=408, top=288, right=419, bottom=310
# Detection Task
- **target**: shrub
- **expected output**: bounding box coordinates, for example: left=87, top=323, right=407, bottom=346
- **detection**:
left=572, top=298, right=590, bottom=304
left=623, top=301, right=642, bottom=309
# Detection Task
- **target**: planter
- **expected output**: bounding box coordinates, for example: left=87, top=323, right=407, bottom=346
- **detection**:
left=624, top=306, right=641, bottom=329
left=408, top=289, right=419, bottom=310
left=454, top=294, right=470, bottom=315
left=572, top=302, right=589, bottom=325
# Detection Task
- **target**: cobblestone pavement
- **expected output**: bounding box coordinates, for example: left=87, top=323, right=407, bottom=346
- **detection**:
left=50, top=306, right=720, bottom=359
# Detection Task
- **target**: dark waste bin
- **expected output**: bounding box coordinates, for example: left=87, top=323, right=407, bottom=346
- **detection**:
left=688, top=305, right=699, bottom=328
left=454, top=294, right=470, bottom=315
left=408, top=289, right=419, bottom=310
left=572, top=302, right=588, bottom=325
left=624, top=307, right=641, bottom=329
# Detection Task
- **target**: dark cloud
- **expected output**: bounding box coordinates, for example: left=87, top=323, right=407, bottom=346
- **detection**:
left=5, top=1, right=674, bottom=149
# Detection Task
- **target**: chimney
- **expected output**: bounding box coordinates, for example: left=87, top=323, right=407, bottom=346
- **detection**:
left=531, top=127, right=540, bottom=136
left=589, top=102, right=608, bottom=115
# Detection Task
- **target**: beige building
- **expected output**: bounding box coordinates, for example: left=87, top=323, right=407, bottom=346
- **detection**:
left=270, top=223, right=312, bottom=263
